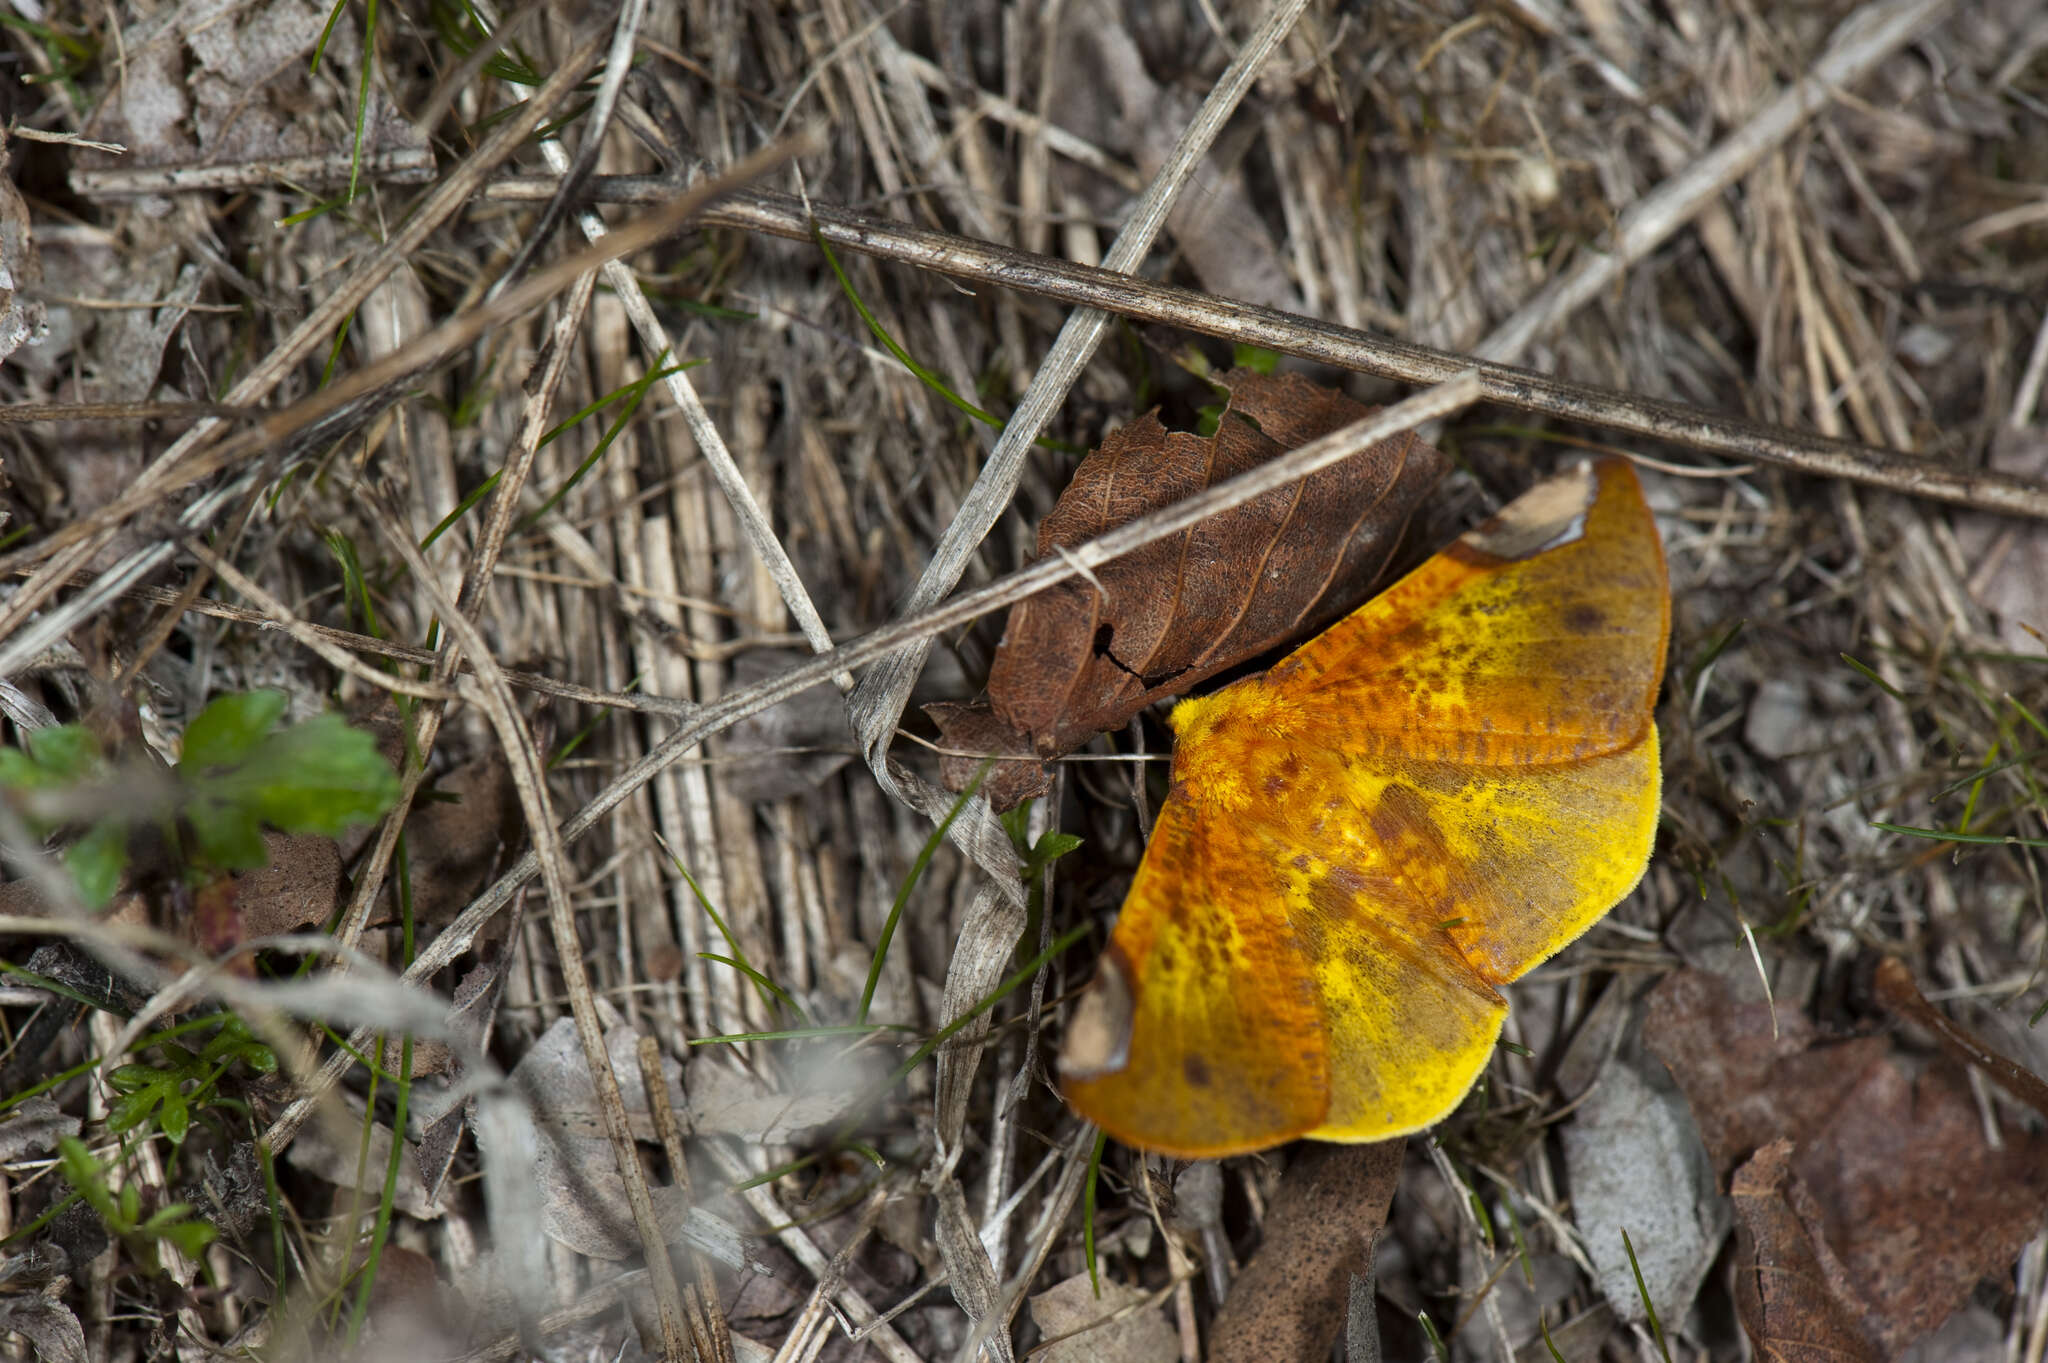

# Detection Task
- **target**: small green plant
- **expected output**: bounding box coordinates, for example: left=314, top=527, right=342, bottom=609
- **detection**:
left=105, top=1015, right=277, bottom=1148
left=0, top=689, right=401, bottom=907
left=57, top=1137, right=217, bottom=1274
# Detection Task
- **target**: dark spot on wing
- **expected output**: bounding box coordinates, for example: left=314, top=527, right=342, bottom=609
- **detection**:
left=1183, top=1055, right=1212, bottom=1088
left=1564, top=603, right=1605, bottom=634
left=1369, top=782, right=1440, bottom=851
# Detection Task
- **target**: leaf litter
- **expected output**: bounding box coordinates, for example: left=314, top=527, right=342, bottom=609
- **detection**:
left=0, top=1, right=2045, bottom=1360
left=1646, top=966, right=2048, bottom=1358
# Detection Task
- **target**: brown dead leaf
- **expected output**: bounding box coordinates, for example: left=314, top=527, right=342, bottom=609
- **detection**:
left=1730, top=1139, right=1881, bottom=1363
left=1642, top=968, right=1888, bottom=1176
left=1028, top=1271, right=1177, bottom=1363
left=933, top=370, right=1445, bottom=808
left=187, top=832, right=342, bottom=974
left=1207, top=1140, right=1404, bottom=1363
left=922, top=702, right=1053, bottom=813
left=1646, top=967, right=2048, bottom=1355
left=403, top=752, right=519, bottom=923
left=234, top=832, right=343, bottom=938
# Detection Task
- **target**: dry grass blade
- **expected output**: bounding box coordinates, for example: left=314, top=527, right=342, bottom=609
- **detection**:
left=359, top=493, right=693, bottom=1359
left=0, top=130, right=818, bottom=685
left=1473, top=0, right=1955, bottom=363
left=0, top=25, right=615, bottom=662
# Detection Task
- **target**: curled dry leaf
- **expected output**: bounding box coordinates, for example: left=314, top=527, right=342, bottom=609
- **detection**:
left=1645, top=967, right=2048, bottom=1356
left=932, top=370, right=1446, bottom=809
left=1206, top=1140, right=1404, bottom=1363
left=1731, top=1139, right=1882, bottom=1363
left=0, top=1296, right=85, bottom=1363
left=0, top=1098, right=79, bottom=1164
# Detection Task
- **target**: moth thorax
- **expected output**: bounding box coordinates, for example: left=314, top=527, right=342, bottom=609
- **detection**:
left=1167, top=685, right=1300, bottom=813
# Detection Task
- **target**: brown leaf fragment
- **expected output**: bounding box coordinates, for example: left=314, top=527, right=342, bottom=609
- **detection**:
left=230, top=832, right=343, bottom=940
left=185, top=833, right=343, bottom=976
left=923, top=701, right=1054, bottom=810
left=404, top=752, right=519, bottom=923
left=1647, top=967, right=2048, bottom=1355
left=1800, top=1061, right=2048, bottom=1354
left=1207, top=1139, right=1403, bottom=1363
left=979, top=370, right=1446, bottom=782
left=1029, top=1271, right=1177, bottom=1363
left=1643, top=967, right=1888, bottom=1177
left=1730, top=1139, right=1881, bottom=1363
left=188, top=876, right=243, bottom=968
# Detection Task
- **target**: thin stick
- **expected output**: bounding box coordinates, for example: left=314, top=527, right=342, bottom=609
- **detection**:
left=68, top=146, right=437, bottom=197
left=475, top=174, right=2048, bottom=522
left=180, top=540, right=452, bottom=701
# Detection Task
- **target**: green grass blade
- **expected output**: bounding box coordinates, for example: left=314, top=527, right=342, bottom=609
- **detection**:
left=1841, top=652, right=1908, bottom=700
left=1620, top=1227, right=1672, bottom=1363
left=1872, top=821, right=2048, bottom=849
left=698, top=952, right=811, bottom=1025
left=859, top=766, right=989, bottom=1024
left=1083, top=1129, right=1108, bottom=1297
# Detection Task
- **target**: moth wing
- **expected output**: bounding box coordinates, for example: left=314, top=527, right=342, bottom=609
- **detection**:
left=1282, top=736, right=1659, bottom=1142
left=1267, top=456, right=1669, bottom=767
left=1060, top=778, right=1510, bottom=1157
left=1059, top=793, right=1328, bottom=1157
left=1063, top=456, right=1671, bottom=1155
